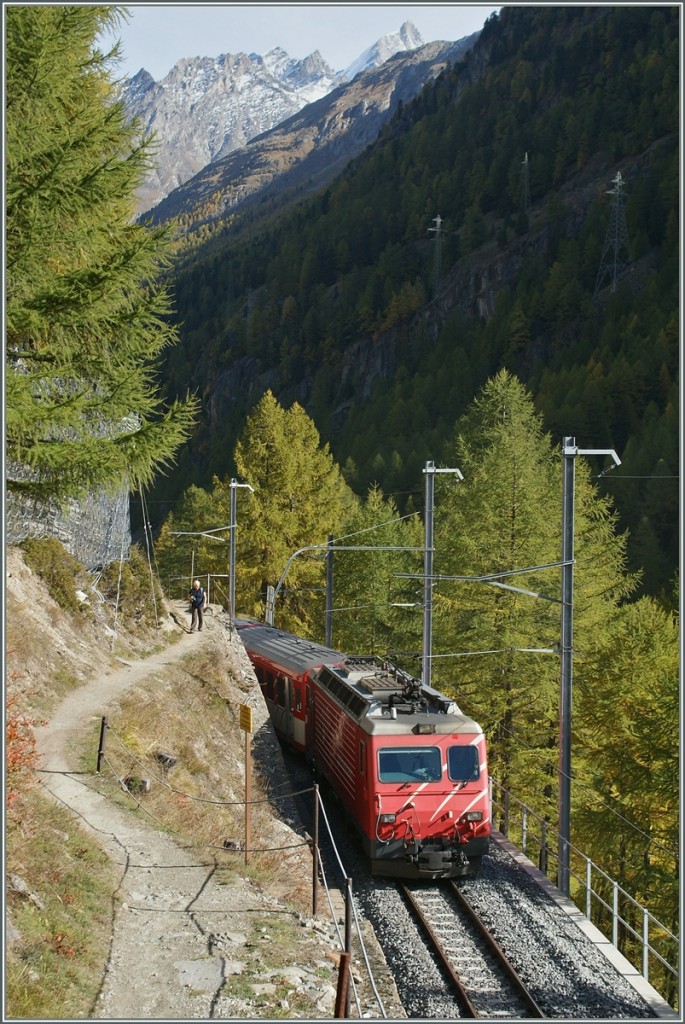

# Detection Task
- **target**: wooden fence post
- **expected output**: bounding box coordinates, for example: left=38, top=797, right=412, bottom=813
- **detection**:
left=334, top=951, right=351, bottom=1018
left=96, top=716, right=108, bottom=773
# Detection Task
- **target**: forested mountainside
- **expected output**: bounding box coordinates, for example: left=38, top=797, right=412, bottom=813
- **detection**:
left=152, top=5, right=679, bottom=598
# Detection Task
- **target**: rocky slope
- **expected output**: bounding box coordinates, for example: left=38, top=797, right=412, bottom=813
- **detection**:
left=5, top=545, right=405, bottom=1019
left=122, top=21, right=432, bottom=213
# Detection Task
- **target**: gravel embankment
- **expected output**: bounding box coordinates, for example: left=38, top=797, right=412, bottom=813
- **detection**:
left=293, top=769, right=667, bottom=1021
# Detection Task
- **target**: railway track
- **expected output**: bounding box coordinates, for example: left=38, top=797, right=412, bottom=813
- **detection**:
left=399, top=879, right=546, bottom=1019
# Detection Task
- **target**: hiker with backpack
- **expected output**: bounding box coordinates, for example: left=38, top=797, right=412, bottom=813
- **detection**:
left=189, top=579, right=205, bottom=632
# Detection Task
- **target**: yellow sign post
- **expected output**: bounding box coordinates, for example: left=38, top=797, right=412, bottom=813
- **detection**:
left=239, top=703, right=253, bottom=865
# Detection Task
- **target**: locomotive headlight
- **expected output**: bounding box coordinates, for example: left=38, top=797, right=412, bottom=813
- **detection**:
left=462, top=811, right=483, bottom=821
left=379, top=813, right=396, bottom=824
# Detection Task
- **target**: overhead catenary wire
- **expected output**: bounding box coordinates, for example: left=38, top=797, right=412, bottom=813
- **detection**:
left=139, top=488, right=160, bottom=628
left=380, top=648, right=678, bottom=860
left=389, top=551, right=677, bottom=860
left=436, top=680, right=679, bottom=862
left=376, top=634, right=677, bottom=860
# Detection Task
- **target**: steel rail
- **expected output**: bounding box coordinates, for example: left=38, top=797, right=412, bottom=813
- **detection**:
left=399, top=883, right=480, bottom=1017
left=448, top=880, right=546, bottom=1018
left=399, top=881, right=546, bottom=1019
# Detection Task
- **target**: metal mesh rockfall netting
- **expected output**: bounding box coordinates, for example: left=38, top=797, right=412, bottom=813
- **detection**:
left=6, top=474, right=131, bottom=570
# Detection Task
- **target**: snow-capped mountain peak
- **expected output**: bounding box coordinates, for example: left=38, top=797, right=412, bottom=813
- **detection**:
left=120, top=20, right=435, bottom=213
left=340, top=21, right=424, bottom=82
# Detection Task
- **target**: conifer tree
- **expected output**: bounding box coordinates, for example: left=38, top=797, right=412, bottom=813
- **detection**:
left=432, top=370, right=635, bottom=824
left=153, top=484, right=219, bottom=596
left=432, top=371, right=561, bottom=817
left=6, top=6, right=197, bottom=501
left=227, top=391, right=353, bottom=632
left=330, top=484, right=424, bottom=660
left=574, top=593, right=679, bottom=954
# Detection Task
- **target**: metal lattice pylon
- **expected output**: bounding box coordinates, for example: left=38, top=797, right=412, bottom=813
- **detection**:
left=428, top=214, right=442, bottom=299
left=594, top=171, right=632, bottom=295
left=522, top=152, right=530, bottom=213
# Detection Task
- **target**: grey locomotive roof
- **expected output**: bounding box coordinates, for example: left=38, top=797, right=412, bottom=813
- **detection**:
left=236, top=620, right=344, bottom=675
left=316, top=663, right=483, bottom=735
left=361, top=715, right=482, bottom=736
left=237, top=620, right=483, bottom=736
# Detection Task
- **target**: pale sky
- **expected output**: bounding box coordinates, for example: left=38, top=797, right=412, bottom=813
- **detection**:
left=102, top=4, right=501, bottom=81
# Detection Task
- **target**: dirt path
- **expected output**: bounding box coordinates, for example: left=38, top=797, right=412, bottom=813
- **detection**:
left=34, top=613, right=200, bottom=782
left=30, top=602, right=405, bottom=1020
left=31, top=611, right=291, bottom=1019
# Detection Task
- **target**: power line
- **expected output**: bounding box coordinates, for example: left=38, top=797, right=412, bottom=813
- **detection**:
left=594, top=171, right=632, bottom=295
left=428, top=214, right=443, bottom=298
left=435, top=678, right=677, bottom=861
left=373, top=642, right=676, bottom=859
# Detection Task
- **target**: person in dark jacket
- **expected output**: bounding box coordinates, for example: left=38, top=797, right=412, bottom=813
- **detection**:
left=189, top=579, right=205, bottom=632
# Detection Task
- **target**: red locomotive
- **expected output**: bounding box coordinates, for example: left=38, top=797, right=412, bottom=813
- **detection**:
left=235, top=620, right=490, bottom=879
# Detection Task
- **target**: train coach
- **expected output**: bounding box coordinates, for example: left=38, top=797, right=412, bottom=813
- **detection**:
left=235, top=619, right=490, bottom=880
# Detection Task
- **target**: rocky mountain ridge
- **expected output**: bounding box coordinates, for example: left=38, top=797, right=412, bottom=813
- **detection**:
left=144, top=35, right=477, bottom=228
left=342, top=20, right=424, bottom=80
left=122, top=20, right=432, bottom=213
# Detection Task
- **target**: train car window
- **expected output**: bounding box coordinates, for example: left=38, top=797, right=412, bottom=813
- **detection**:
left=306, top=685, right=311, bottom=712
left=359, top=740, right=366, bottom=774
left=265, top=672, right=275, bottom=700
left=294, top=686, right=302, bottom=712
left=378, top=747, right=441, bottom=783
left=255, top=665, right=265, bottom=687
left=447, top=745, right=480, bottom=782
left=276, top=676, right=286, bottom=707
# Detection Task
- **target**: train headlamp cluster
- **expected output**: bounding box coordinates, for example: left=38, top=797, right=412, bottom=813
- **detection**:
left=412, top=723, right=436, bottom=734
left=461, top=811, right=483, bottom=821
left=379, top=813, right=397, bottom=824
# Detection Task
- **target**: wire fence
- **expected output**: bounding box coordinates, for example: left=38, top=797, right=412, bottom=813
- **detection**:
left=490, top=777, right=679, bottom=1008
left=93, top=719, right=388, bottom=1018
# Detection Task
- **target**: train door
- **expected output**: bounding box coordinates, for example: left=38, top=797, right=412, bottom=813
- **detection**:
left=268, top=673, right=291, bottom=743
left=291, top=680, right=306, bottom=749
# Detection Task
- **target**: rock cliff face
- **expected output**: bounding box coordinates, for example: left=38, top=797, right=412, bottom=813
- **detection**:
left=145, top=36, right=478, bottom=227
left=121, top=48, right=338, bottom=213
left=121, top=22, right=434, bottom=214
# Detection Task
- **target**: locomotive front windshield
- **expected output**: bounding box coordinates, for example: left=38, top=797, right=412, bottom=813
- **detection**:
left=378, top=745, right=481, bottom=784
left=378, top=747, right=442, bottom=782
left=447, top=744, right=480, bottom=782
